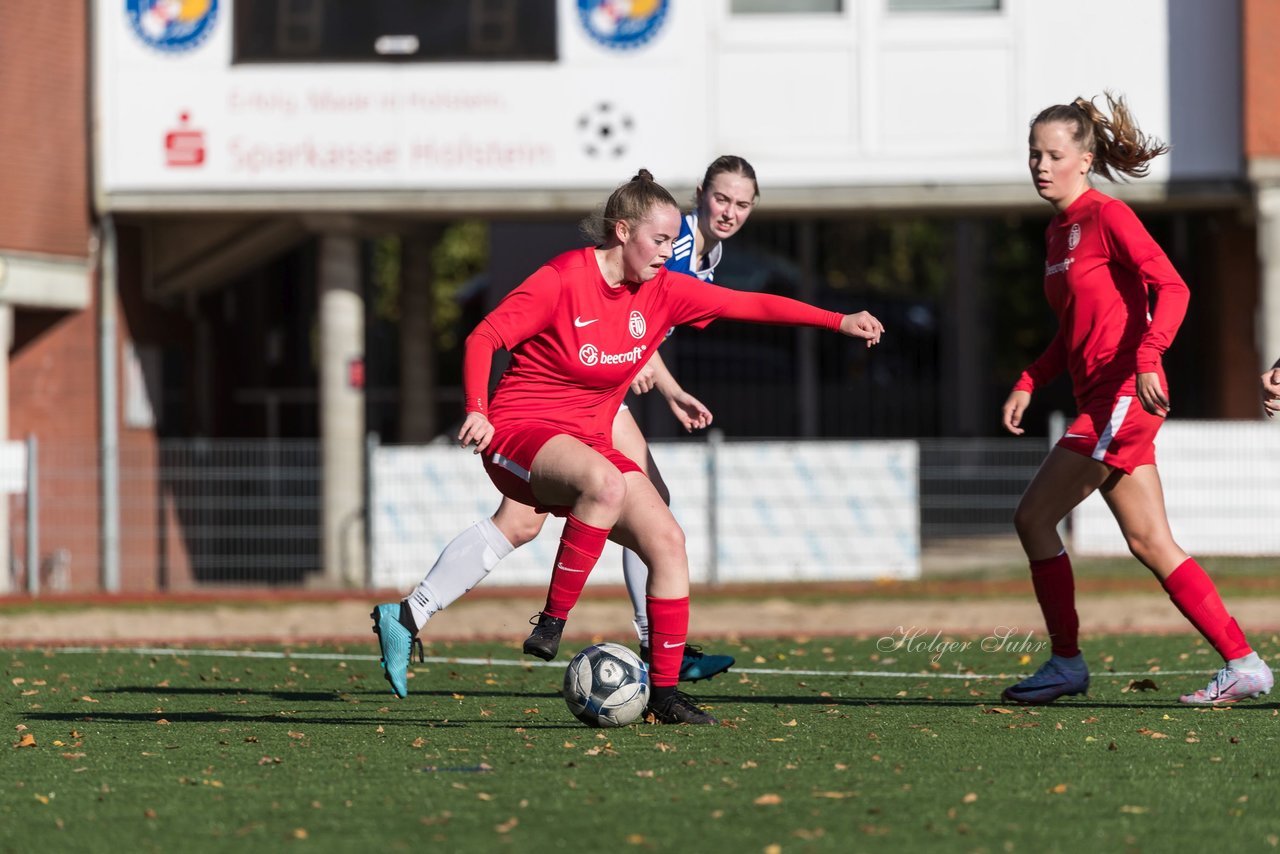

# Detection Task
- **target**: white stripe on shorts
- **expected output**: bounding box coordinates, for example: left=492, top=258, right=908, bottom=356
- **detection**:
left=492, top=453, right=531, bottom=483
left=1092, top=395, right=1132, bottom=461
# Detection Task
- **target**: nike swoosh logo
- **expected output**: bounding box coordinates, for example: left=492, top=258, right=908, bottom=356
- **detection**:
left=662, top=641, right=684, bottom=649
left=574, top=317, right=599, bottom=327
left=555, top=562, right=585, bottom=573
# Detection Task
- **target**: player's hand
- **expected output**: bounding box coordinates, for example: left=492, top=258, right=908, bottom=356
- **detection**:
left=1136, top=372, right=1170, bottom=418
left=667, top=390, right=713, bottom=432
left=458, top=411, right=494, bottom=454
left=1002, top=389, right=1031, bottom=435
left=840, top=311, right=885, bottom=347
left=630, top=363, right=658, bottom=395
left=1262, top=367, right=1280, bottom=418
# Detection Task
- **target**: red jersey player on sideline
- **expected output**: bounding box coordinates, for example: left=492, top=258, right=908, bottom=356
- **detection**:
left=458, top=170, right=883, bottom=724
left=1000, top=93, right=1273, bottom=706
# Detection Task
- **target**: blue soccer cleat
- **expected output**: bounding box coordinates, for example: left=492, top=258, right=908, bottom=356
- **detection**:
left=371, top=603, right=415, bottom=698
left=1001, top=654, right=1090, bottom=705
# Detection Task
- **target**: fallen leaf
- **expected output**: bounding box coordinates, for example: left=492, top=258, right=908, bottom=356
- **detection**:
left=34, top=794, right=50, bottom=805
left=962, top=792, right=978, bottom=804
left=985, top=707, right=1014, bottom=715
left=1049, top=783, right=1068, bottom=794
left=1119, top=805, right=1149, bottom=814
left=1123, top=679, right=1159, bottom=693
left=782, top=719, right=797, bottom=727
left=287, top=731, right=305, bottom=739
left=495, top=817, right=518, bottom=834
left=754, top=793, right=783, bottom=805
left=156, top=719, right=170, bottom=726
left=14, top=733, right=36, bottom=748
left=79, top=696, right=99, bottom=703
left=292, top=828, right=307, bottom=839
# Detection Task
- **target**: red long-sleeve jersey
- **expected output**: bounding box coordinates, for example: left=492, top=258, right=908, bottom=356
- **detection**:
left=464, top=247, right=843, bottom=446
left=1013, top=188, right=1189, bottom=406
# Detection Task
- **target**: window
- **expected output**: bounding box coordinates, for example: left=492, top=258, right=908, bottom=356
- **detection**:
left=887, top=0, right=1000, bottom=11
left=233, top=0, right=557, bottom=64
left=730, top=0, right=842, bottom=13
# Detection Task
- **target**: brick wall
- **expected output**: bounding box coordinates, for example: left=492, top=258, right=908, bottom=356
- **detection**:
left=0, top=3, right=91, bottom=258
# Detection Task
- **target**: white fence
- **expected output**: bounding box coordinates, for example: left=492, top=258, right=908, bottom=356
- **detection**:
left=1073, top=421, right=1280, bottom=556
left=370, top=437, right=921, bottom=590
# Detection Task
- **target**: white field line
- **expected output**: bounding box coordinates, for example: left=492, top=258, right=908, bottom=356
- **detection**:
left=35, top=646, right=1217, bottom=680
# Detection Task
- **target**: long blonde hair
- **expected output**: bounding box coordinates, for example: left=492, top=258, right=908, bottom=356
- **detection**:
left=1031, top=92, right=1169, bottom=181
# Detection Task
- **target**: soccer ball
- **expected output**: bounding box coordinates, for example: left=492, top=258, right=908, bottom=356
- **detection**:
left=577, top=102, right=634, bottom=159
left=562, top=642, right=650, bottom=727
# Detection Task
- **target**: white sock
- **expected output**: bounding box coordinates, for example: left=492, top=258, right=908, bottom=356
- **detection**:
left=406, top=518, right=514, bottom=630
left=1228, top=651, right=1265, bottom=672
left=621, top=547, right=649, bottom=644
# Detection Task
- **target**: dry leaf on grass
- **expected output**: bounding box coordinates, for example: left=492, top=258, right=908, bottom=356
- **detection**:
left=754, top=793, right=783, bottom=805
left=1122, top=679, right=1159, bottom=693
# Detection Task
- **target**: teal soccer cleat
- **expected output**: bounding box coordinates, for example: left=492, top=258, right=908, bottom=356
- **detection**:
left=371, top=603, right=417, bottom=698
left=640, top=643, right=735, bottom=683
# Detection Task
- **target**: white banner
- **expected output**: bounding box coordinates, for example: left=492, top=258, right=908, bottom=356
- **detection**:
left=370, top=438, right=921, bottom=591
left=1072, top=422, right=1280, bottom=556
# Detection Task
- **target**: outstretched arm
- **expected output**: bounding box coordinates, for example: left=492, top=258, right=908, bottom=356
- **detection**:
left=459, top=323, right=500, bottom=453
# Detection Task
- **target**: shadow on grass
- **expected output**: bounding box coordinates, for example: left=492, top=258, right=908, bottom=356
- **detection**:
left=704, top=691, right=1280, bottom=712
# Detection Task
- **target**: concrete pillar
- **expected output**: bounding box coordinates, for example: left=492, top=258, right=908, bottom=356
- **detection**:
left=1255, top=183, right=1280, bottom=374
left=317, top=235, right=365, bottom=587
left=941, top=219, right=985, bottom=436
left=398, top=233, right=438, bottom=443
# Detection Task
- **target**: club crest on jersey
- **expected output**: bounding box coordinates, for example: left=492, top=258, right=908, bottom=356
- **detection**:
left=629, top=311, right=647, bottom=339
left=1068, top=223, right=1081, bottom=250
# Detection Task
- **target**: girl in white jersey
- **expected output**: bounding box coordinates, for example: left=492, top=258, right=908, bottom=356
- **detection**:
left=373, top=157, right=760, bottom=697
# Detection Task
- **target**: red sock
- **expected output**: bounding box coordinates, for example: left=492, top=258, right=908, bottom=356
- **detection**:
left=542, top=515, right=610, bottom=620
left=646, top=596, right=689, bottom=689
left=1030, top=552, right=1080, bottom=658
left=1162, top=558, right=1252, bottom=661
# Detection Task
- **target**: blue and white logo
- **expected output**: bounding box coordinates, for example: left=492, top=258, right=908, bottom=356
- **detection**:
left=577, top=0, right=669, bottom=51
left=126, top=0, right=219, bottom=54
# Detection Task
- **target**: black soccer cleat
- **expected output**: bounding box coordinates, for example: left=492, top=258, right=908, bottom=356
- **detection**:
left=645, top=689, right=719, bottom=725
left=522, top=612, right=566, bottom=661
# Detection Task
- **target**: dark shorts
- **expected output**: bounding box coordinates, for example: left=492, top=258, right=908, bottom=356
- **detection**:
left=1056, top=394, right=1162, bottom=473
left=483, top=421, right=641, bottom=516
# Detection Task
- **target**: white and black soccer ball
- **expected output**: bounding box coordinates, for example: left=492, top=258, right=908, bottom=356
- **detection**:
left=562, top=642, right=650, bottom=727
left=577, top=102, right=634, bottom=159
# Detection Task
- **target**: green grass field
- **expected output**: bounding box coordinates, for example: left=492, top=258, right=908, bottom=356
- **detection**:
left=5, top=633, right=1279, bottom=853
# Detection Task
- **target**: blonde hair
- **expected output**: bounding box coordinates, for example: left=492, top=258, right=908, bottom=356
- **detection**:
left=579, top=169, right=679, bottom=245
left=1031, top=92, right=1169, bottom=181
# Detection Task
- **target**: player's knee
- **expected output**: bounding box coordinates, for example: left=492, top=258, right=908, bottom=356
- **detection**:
left=582, top=466, right=628, bottom=515
left=646, top=519, right=686, bottom=565
left=506, top=517, right=544, bottom=548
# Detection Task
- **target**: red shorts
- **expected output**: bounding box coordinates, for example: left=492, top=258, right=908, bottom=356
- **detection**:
left=482, top=421, right=641, bottom=516
left=1056, top=394, right=1162, bottom=473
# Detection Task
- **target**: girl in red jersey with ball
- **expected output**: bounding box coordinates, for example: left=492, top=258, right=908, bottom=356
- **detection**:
left=459, top=170, right=884, bottom=724
left=1001, top=93, right=1272, bottom=706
